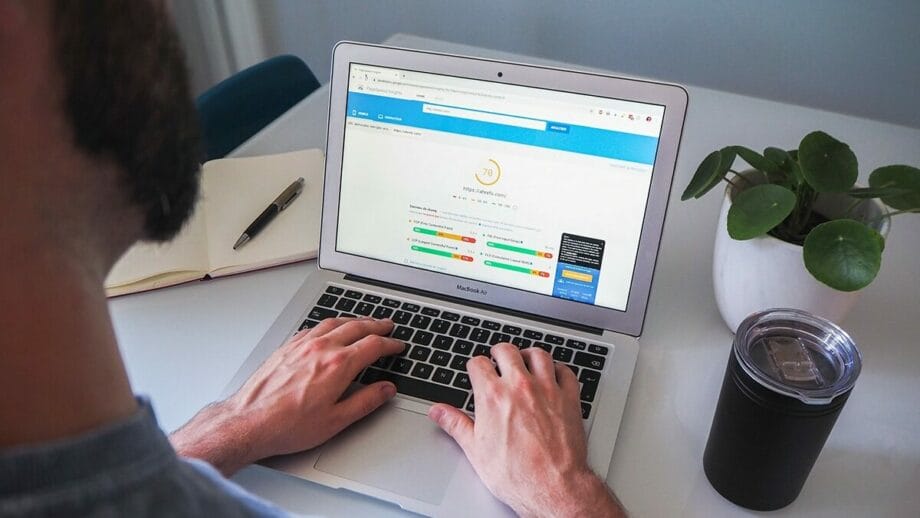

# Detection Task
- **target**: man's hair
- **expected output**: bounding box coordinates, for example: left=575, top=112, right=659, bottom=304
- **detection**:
left=52, top=0, right=202, bottom=242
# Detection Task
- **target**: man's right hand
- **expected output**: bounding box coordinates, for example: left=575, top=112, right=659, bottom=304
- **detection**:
left=428, top=343, right=626, bottom=518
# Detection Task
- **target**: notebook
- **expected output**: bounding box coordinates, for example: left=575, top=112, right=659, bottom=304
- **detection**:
left=223, top=42, right=687, bottom=517
left=105, top=149, right=324, bottom=296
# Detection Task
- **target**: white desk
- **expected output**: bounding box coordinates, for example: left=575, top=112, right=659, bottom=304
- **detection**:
left=111, top=34, right=920, bottom=517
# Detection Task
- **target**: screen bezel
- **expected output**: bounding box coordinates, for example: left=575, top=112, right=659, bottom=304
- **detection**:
left=320, top=41, right=687, bottom=336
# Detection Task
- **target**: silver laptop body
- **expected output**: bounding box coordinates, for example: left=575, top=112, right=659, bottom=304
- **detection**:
left=224, top=42, right=687, bottom=517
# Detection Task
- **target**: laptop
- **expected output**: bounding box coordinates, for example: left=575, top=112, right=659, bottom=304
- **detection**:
left=224, top=41, right=687, bottom=516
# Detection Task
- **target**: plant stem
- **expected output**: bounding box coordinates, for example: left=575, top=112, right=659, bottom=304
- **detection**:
left=843, top=198, right=865, bottom=217
left=728, top=170, right=754, bottom=187
left=723, top=176, right=740, bottom=188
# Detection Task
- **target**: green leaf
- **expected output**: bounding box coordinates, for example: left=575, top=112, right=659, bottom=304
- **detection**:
left=727, top=184, right=797, bottom=240
left=847, top=186, right=914, bottom=199
left=681, top=150, right=723, bottom=201
left=733, top=146, right=781, bottom=174
left=803, top=219, right=883, bottom=291
left=762, top=147, right=802, bottom=186
left=868, top=165, right=920, bottom=210
left=798, top=131, right=858, bottom=192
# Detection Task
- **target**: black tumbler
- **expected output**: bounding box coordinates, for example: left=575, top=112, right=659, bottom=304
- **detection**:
left=703, top=309, right=862, bottom=511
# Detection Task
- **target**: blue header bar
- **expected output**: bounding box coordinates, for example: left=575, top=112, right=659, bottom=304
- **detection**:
left=346, top=92, right=658, bottom=165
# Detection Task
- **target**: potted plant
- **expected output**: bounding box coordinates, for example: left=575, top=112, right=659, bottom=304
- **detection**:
left=682, top=131, right=920, bottom=330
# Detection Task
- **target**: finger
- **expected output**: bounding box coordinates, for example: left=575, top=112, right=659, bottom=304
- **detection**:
left=347, top=334, right=406, bottom=371
left=428, top=403, right=474, bottom=452
left=490, top=343, right=527, bottom=379
left=301, top=317, right=355, bottom=339
left=554, top=362, right=580, bottom=400
left=521, top=347, right=555, bottom=381
left=320, top=318, right=395, bottom=347
left=334, top=381, right=397, bottom=430
left=467, top=355, right=498, bottom=390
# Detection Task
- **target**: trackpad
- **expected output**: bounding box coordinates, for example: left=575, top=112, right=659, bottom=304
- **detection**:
left=314, top=406, right=460, bottom=505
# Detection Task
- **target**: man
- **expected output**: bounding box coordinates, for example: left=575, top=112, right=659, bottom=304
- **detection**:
left=0, top=1, right=626, bottom=517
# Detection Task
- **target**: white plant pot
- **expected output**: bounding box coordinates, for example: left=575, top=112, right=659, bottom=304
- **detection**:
left=713, top=172, right=890, bottom=331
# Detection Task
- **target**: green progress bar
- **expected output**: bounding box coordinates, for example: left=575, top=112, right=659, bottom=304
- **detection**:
left=411, top=245, right=453, bottom=258
left=413, top=227, right=438, bottom=236
left=487, top=241, right=539, bottom=256
left=484, top=260, right=532, bottom=274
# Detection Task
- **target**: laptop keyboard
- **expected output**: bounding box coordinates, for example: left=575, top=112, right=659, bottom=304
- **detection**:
left=298, top=284, right=609, bottom=420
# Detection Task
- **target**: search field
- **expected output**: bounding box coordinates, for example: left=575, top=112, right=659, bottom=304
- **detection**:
left=422, top=104, right=546, bottom=131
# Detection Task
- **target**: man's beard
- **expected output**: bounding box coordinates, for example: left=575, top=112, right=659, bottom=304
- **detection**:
left=52, top=0, right=202, bottom=242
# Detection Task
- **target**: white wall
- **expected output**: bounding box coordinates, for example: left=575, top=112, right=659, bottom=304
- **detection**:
left=253, top=0, right=920, bottom=129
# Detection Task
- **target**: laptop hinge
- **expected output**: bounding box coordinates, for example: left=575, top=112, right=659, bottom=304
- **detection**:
left=344, top=274, right=605, bottom=336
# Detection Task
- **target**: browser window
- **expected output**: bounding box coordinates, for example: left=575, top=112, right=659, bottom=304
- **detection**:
left=336, top=64, right=664, bottom=311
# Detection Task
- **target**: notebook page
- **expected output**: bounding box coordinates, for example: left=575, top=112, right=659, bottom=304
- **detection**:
left=204, top=149, right=324, bottom=276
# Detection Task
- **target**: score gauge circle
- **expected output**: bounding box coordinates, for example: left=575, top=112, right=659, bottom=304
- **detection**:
left=475, top=159, right=502, bottom=186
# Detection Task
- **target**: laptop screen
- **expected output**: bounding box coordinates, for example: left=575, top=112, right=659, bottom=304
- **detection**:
left=336, top=64, right=665, bottom=312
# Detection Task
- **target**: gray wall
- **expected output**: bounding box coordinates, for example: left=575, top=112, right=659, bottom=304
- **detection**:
left=256, top=0, right=920, bottom=129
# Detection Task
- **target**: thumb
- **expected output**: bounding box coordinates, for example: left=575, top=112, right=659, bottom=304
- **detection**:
left=335, top=381, right=396, bottom=428
left=428, top=403, right=474, bottom=451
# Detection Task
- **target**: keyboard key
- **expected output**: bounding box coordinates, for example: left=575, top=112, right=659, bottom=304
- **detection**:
left=432, top=367, right=454, bottom=385
left=523, top=329, right=543, bottom=340
left=581, top=402, right=591, bottom=419
left=392, top=310, right=412, bottom=325
left=432, top=335, right=454, bottom=350
left=566, top=339, right=587, bottom=351
left=382, top=298, right=401, bottom=308
left=469, top=328, right=490, bottom=343
left=482, top=320, right=501, bottom=331
left=410, top=314, right=432, bottom=330
left=579, top=369, right=601, bottom=384
left=391, top=358, right=413, bottom=374
left=441, top=311, right=460, bottom=321
left=430, top=350, right=452, bottom=366
left=552, top=346, right=573, bottom=363
left=421, top=307, right=440, bottom=317
left=354, top=302, right=374, bottom=316
left=360, top=368, right=468, bottom=408
left=581, top=378, right=599, bottom=402
left=411, top=331, right=434, bottom=346
left=316, top=294, right=338, bottom=308
left=391, top=326, right=414, bottom=341
left=452, top=339, right=473, bottom=355
left=534, top=342, right=552, bottom=353
left=574, top=351, right=606, bottom=371
left=325, top=285, right=344, bottom=295
left=502, top=324, right=522, bottom=336
left=489, top=333, right=511, bottom=345
left=448, top=323, right=470, bottom=339
left=473, top=344, right=492, bottom=358
left=409, top=346, right=432, bottom=362
left=372, top=356, right=393, bottom=369
left=363, top=294, right=382, bottom=304
left=308, top=307, right=338, bottom=321
left=411, top=363, right=433, bottom=380
left=450, top=356, right=470, bottom=371
left=334, top=298, right=356, bottom=312
left=372, top=306, right=394, bottom=319
left=461, top=316, right=481, bottom=326
left=344, top=290, right=363, bottom=299
left=466, top=398, right=475, bottom=412
left=511, top=337, right=531, bottom=349
left=453, top=372, right=472, bottom=390
left=588, top=344, right=609, bottom=356
left=430, top=319, right=451, bottom=334
left=545, top=334, right=564, bottom=345
left=401, top=302, right=421, bottom=312
left=341, top=313, right=356, bottom=318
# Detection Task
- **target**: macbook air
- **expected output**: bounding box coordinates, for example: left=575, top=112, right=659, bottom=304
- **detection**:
left=224, top=41, right=688, bottom=516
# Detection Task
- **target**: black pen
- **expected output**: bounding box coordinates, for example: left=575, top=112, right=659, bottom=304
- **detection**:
left=233, top=177, right=305, bottom=250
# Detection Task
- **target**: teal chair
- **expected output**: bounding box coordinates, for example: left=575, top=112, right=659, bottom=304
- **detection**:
left=196, top=54, right=320, bottom=161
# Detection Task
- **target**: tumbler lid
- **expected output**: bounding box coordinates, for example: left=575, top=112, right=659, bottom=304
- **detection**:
left=733, top=308, right=862, bottom=405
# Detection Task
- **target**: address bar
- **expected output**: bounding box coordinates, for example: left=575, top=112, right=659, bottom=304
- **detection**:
left=422, top=104, right=546, bottom=131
